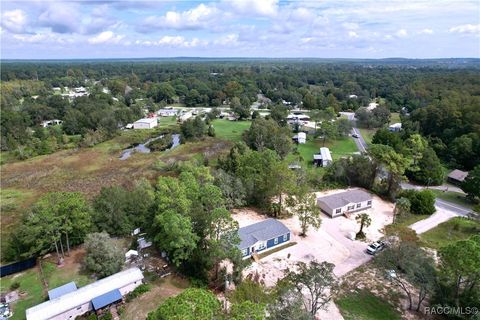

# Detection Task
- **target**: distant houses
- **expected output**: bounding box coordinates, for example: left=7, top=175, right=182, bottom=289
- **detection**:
left=292, top=132, right=306, bottom=144
left=26, top=268, right=144, bottom=320
left=317, top=189, right=373, bottom=218
left=157, top=108, right=179, bottom=117
left=447, top=169, right=469, bottom=185
left=313, top=147, right=332, bottom=167
left=41, top=119, right=63, bottom=128
left=388, top=123, right=402, bottom=132
left=238, top=219, right=291, bottom=259
left=133, top=117, right=158, bottom=129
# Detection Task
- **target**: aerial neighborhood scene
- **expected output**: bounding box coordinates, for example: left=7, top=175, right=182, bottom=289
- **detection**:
left=1, top=0, right=480, bottom=319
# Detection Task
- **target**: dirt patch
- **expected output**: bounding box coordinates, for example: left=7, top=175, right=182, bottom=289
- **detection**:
left=121, top=276, right=186, bottom=320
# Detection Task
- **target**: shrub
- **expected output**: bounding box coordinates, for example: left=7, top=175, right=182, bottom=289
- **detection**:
left=399, top=189, right=436, bottom=215
left=10, top=282, right=20, bottom=291
left=126, top=284, right=151, bottom=302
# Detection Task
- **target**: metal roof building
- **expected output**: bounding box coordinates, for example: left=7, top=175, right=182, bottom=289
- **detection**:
left=47, top=282, right=77, bottom=300
left=317, top=189, right=373, bottom=217
left=26, top=268, right=144, bottom=320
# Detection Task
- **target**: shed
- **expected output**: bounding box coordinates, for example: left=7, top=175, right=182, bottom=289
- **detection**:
left=313, top=147, right=332, bottom=167
left=91, top=289, right=122, bottom=310
left=133, top=118, right=158, bottom=129
left=388, top=123, right=402, bottom=132
left=48, top=282, right=78, bottom=300
left=447, top=169, right=468, bottom=185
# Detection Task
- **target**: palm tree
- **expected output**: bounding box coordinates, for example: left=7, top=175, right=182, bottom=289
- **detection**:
left=355, top=213, right=371, bottom=239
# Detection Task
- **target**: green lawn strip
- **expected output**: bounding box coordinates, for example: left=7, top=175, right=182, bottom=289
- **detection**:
left=325, top=138, right=358, bottom=160
left=257, top=242, right=297, bottom=259
left=420, top=217, right=480, bottom=250
left=358, top=128, right=377, bottom=145
left=211, top=119, right=251, bottom=142
left=431, top=189, right=474, bottom=210
left=336, top=290, right=401, bottom=320
left=393, top=213, right=431, bottom=228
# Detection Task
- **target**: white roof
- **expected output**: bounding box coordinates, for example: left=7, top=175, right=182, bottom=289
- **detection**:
left=134, top=118, right=157, bottom=124
left=298, top=132, right=306, bottom=138
left=320, top=147, right=332, bottom=161
left=389, top=123, right=402, bottom=128
left=26, top=268, right=144, bottom=320
left=125, top=250, right=138, bottom=258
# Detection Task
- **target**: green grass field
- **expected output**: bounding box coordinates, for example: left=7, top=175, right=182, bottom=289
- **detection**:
left=336, top=290, right=401, bottom=320
left=211, top=119, right=251, bottom=142
left=431, top=190, right=474, bottom=210
left=358, top=128, right=377, bottom=145
left=390, top=112, right=401, bottom=125
left=420, top=217, right=480, bottom=249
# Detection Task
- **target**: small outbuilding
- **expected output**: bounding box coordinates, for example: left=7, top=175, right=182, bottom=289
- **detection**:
left=388, top=123, right=402, bottom=132
left=313, top=147, right=332, bottom=167
left=447, top=169, right=468, bottom=185
left=238, top=219, right=291, bottom=259
left=292, top=132, right=306, bottom=144
left=133, top=117, right=158, bottom=129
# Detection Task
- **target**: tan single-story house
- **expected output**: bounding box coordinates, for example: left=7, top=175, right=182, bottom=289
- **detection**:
left=317, top=189, right=373, bottom=217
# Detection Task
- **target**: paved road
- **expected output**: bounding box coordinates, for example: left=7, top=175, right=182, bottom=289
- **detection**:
left=340, top=111, right=368, bottom=153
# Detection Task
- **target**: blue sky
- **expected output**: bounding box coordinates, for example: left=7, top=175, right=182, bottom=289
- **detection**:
left=1, top=0, right=479, bottom=59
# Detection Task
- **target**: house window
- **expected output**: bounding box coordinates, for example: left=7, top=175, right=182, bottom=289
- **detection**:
left=335, top=208, right=341, bottom=214
left=356, top=203, right=361, bottom=208
left=274, top=238, right=279, bottom=245
left=283, top=234, right=288, bottom=241
left=258, top=242, right=266, bottom=250
left=347, top=205, right=355, bottom=210
left=367, top=200, right=372, bottom=206
left=242, top=248, right=248, bottom=256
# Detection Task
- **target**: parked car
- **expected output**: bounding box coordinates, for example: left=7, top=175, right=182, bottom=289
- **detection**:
left=352, top=133, right=359, bottom=138
left=366, top=241, right=385, bottom=255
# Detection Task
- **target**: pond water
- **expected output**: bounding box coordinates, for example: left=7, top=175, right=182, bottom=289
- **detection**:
left=120, top=133, right=180, bottom=160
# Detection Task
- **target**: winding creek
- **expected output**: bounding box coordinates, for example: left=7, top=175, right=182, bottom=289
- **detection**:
left=120, top=133, right=180, bottom=160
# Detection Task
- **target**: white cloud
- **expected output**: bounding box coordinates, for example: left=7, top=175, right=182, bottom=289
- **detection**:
left=395, top=29, right=408, bottom=37
left=348, top=31, right=359, bottom=38
left=449, top=24, right=480, bottom=34
left=38, top=3, right=80, bottom=33
left=228, top=0, right=278, bottom=17
left=342, top=22, right=359, bottom=30
left=418, top=28, right=434, bottom=35
left=142, top=3, right=219, bottom=31
left=136, top=36, right=205, bottom=47
left=214, top=34, right=239, bottom=46
left=1, top=9, right=28, bottom=33
left=88, top=31, right=124, bottom=44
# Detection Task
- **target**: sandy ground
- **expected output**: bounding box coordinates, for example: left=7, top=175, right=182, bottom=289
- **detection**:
left=232, top=188, right=395, bottom=319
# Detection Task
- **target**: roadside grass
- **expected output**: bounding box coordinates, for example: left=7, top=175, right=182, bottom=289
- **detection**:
left=211, top=119, right=251, bottom=142
left=390, top=113, right=401, bottom=125
left=358, top=128, right=377, bottom=145
left=394, top=213, right=430, bottom=228
left=336, top=289, right=401, bottom=320
left=420, top=217, right=480, bottom=250
left=431, top=189, right=474, bottom=210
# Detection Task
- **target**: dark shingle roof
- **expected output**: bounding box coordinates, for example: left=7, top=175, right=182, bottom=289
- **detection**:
left=48, top=282, right=77, bottom=300
left=238, top=219, right=290, bottom=249
left=317, top=190, right=372, bottom=211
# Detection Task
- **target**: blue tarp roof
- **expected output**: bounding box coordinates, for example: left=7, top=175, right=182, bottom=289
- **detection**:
left=91, top=289, right=122, bottom=310
left=48, top=282, right=77, bottom=300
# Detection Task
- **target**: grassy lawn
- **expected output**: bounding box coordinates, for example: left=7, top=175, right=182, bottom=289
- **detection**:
left=0, top=268, right=45, bottom=320
left=358, top=128, right=377, bottom=145
left=211, top=119, right=251, bottom=142
left=420, top=217, right=480, bottom=249
left=390, top=112, right=401, bottom=124
left=325, top=138, right=358, bottom=160
left=336, top=290, right=401, bottom=320
left=394, top=213, right=430, bottom=228
left=431, top=189, right=474, bottom=210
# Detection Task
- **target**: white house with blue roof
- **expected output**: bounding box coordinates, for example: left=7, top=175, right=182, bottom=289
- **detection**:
left=238, top=219, right=291, bottom=259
